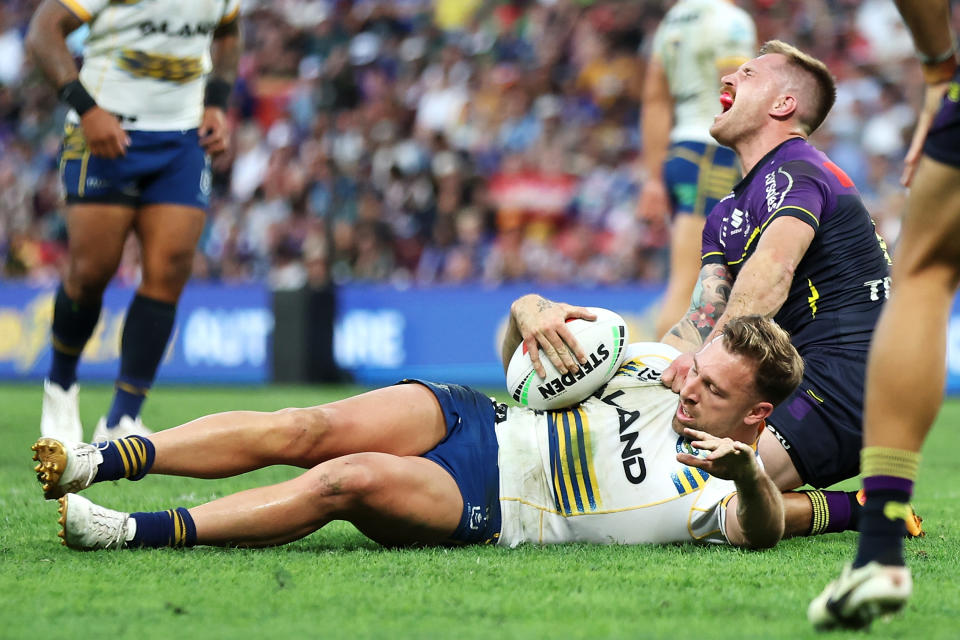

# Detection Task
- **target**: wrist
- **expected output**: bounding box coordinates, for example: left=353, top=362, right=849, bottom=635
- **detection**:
left=921, top=55, right=958, bottom=85
left=204, top=77, right=233, bottom=110
left=58, top=79, right=97, bottom=117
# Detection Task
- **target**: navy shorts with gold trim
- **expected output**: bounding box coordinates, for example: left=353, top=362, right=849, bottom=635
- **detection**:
left=923, top=68, right=960, bottom=168
left=398, top=379, right=502, bottom=545
left=663, top=141, right=739, bottom=219
left=59, top=122, right=211, bottom=209
left=764, top=348, right=867, bottom=488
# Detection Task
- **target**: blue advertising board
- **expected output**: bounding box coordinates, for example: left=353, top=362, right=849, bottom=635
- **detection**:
left=0, top=283, right=273, bottom=383
left=333, top=284, right=666, bottom=387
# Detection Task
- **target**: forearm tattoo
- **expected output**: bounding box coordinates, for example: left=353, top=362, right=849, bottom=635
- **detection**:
left=668, top=264, right=732, bottom=345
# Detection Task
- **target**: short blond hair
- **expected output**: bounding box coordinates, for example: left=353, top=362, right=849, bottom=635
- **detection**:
left=721, top=315, right=804, bottom=406
left=759, top=40, right=836, bottom=135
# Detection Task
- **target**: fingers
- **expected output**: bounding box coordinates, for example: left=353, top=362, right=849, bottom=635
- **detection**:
left=524, top=336, right=546, bottom=379
left=536, top=330, right=578, bottom=375
left=199, top=126, right=229, bottom=155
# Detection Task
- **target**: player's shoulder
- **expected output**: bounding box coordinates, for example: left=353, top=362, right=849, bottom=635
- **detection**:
left=616, top=342, right=680, bottom=381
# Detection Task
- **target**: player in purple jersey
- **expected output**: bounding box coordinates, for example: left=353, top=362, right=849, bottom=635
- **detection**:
left=654, top=41, right=892, bottom=531
left=809, top=0, right=960, bottom=630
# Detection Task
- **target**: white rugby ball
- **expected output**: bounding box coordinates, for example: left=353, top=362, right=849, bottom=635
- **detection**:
left=506, top=307, right=629, bottom=410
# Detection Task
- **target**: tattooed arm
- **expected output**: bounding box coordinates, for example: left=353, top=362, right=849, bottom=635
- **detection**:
left=661, top=263, right=733, bottom=352
left=662, top=216, right=814, bottom=352
left=712, top=216, right=815, bottom=336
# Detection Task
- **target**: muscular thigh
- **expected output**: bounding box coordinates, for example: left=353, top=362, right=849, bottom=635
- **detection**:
left=64, top=204, right=136, bottom=298
left=895, top=157, right=960, bottom=278
left=312, top=383, right=449, bottom=458
left=339, top=453, right=464, bottom=547
left=135, top=203, right=206, bottom=301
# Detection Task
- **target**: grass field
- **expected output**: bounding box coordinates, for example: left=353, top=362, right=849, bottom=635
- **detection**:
left=1, top=383, right=957, bottom=640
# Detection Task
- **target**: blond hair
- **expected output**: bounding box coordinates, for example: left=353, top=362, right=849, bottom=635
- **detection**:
left=759, top=40, right=837, bottom=135
left=721, top=315, right=804, bottom=406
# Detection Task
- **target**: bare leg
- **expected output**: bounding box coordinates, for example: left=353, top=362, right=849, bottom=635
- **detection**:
left=863, top=158, right=960, bottom=451
left=655, top=214, right=705, bottom=339
left=189, top=452, right=463, bottom=547
left=148, top=384, right=448, bottom=477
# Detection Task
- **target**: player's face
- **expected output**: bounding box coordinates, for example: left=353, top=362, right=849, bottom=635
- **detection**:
left=671, top=338, right=768, bottom=443
left=709, top=54, right=787, bottom=147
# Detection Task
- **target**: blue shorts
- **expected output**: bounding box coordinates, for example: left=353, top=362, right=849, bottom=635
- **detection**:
left=923, top=68, right=960, bottom=168
left=765, top=348, right=867, bottom=488
left=59, top=122, right=211, bottom=209
left=663, top=141, right=739, bottom=219
left=398, top=379, right=502, bottom=545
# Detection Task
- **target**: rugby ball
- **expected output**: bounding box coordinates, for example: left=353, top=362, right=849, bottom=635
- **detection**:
left=506, top=307, right=629, bottom=410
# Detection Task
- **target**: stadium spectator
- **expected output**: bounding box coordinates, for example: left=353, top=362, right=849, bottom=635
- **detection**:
left=26, top=0, right=242, bottom=444
left=810, top=0, right=960, bottom=630
left=0, top=1, right=931, bottom=292
left=34, top=310, right=803, bottom=551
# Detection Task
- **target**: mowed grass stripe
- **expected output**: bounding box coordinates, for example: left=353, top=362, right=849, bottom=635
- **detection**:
left=1, top=383, right=957, bottom=639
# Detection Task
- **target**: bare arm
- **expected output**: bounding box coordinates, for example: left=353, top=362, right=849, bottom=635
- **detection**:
left=693, top=216, right=814, bottom=347
left=678, top=427, right=784, bottom=549
left=200, top=18, right=243, bottom=156
left=893, top=0, right=955, bottom=64
left=893, top=0, right=958, bottom=185
left=661, top=262, right=733, bottom=351
left=637, top=56, right=673, bottom=221
left=26, top=0, right=129, bottom=158
left=25, top=0, right=84, bottom=90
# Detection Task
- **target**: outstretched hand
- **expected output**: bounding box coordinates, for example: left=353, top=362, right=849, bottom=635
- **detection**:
left=676, top=427, right=759, bottom=484
left=661, top=351, right=694, bottom=393
left=512, top=296, right=597, bottom=378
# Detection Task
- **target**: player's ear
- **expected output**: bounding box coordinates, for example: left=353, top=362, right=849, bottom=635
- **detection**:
left=746, top=401, right=773, bottom=425
left=770, top=94, right=797, bottom=119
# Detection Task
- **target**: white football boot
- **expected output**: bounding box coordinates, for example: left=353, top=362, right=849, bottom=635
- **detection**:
left=808, top=562, right=912, bottom=630
left=31, top=437, right=103, bottom=500
left=57, top=494, right=135, bottom=550
left=93, top=415, right=153, bottom=442
left=40, top=380, right=83, bottom=442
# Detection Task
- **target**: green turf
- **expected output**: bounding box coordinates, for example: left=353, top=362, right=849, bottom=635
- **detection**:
left=2, top=383, right=957, bottom=639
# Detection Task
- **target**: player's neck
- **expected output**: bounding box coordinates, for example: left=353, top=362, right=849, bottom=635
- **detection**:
left=735, top=129, right=807, bottom=176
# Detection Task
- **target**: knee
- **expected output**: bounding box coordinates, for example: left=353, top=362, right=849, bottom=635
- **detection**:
left=303, top=453, right=383, bottom=508
left=65, top=255, right=114, bottom=302
left=142, top=249, right=196, bottom=296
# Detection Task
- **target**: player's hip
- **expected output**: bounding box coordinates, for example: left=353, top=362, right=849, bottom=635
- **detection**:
left=59, top=125, right=211, bottom=209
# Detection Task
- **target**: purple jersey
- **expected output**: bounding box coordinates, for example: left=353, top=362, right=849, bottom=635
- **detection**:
left=701, top=138, right=891, bottom=351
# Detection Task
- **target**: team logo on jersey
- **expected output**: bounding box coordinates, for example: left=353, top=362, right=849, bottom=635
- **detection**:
left=138, top=20, right=219, bottom=38
left=118, top=49, right=204, bottom=84
left=764, top=167, right=793, bottom=213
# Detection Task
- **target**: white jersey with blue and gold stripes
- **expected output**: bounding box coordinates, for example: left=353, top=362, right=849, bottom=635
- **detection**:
left=495, top=342, right=739, bottom=547
left=60, top=0, right=240, bottom=130
left=651, top=0, right=756, bottom=145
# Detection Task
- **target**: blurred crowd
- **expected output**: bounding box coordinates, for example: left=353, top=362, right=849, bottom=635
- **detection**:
left=0, top=0, right=951, bottom=289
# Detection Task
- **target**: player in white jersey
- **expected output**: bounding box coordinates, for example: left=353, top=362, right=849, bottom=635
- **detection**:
left=638, top=0, right=756, bottom=338
left=25, top=0, right=241, bottom=442
left=31, top=298, right=805, bottom=552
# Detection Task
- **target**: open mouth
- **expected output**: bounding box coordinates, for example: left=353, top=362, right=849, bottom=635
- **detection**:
left=676, top=401, right=694, bottom=423
left=720, top=92, right=734, bottom=113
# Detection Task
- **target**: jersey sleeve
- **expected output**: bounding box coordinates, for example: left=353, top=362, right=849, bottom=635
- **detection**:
left=714, top=12, right=757, bottom=69
left=220, top=0, right=241, bottom=25
left=700, top=208, right=726, bottom=265
left=58, top=0, right=108, bottom=22
left=762, top=159, right=831, bottom=233
left=689, top=478, right=737, bottom=545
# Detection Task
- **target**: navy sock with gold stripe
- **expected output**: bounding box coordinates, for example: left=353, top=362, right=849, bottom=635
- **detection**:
left=129, top=507, right=197, bottom=548
left=93, top=436, right=156, bottom=482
